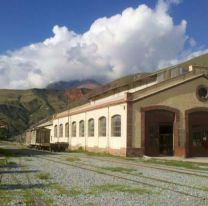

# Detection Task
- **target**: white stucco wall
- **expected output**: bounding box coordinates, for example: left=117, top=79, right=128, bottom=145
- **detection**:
left=51, top=102, right=127, bottom=150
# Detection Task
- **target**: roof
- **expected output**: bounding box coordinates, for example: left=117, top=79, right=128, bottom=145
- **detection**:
left=57, top=65, right=208, bottom=116
left=37, top=120, right=53, bottom=128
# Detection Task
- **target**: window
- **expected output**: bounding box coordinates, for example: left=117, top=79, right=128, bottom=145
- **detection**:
left=65, top=123, right=69, bottom=137
left=111, top=115, right=121, bottom=137
left=88, top=118, right=94, bottom=137
left=54, top=125, right=57, bottom=137
left=98, top=116, right=106, bottom=136
left=71, top=122, right=76, bottom=137
left=79, top=120, right=85, bottom=137
left=59, top=124, right=63, bottom=137
left=196, top=85, right=208, bottom=101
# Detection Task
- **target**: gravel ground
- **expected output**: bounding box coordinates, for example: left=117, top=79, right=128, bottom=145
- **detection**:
left=0, top=142, right=208, bottom=206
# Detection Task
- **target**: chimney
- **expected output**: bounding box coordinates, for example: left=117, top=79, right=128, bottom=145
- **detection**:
left=189, top=65, right=193, bottom=72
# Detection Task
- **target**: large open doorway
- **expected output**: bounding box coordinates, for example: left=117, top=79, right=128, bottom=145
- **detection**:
left=144, top=109, right=176, bottom=156
left=187, top=111, right=208, bottom=157
left=159, top=124, right=173, bottom=156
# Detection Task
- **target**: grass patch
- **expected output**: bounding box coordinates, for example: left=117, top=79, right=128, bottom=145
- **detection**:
left=0, top=148, right=15, bottom=157
left=34, top=189, right=54, bottom=205
left=23, top=189, right=34, bottom=206
left=23, top=188, right=54, bottom=206
left=88, top=184, right=150, bottom=195
left=0, top=189, right=23, bottom=205
left=85, top=151, right=114, bottom=157
left=0, top=159, right=6, bottom=166
left=51, top=183, right=70, bottom=195
left=7, top=161, right=17, bottom=165
left=24, top=158, right=33, bottom=161
left=36, top=172, right=50, bottom=180
left=65, top=156, right=80, bottom=162
left=69, top=187, right=85, bottom=197
left=100, top=166, right=138, bottom=174
left=82, top=203, right=98, bottom=206
left=201, top=187, right=208, bottom=192
left=142, top=158, right=208, bottom=171
left=52, top=184, right=85, bottom=197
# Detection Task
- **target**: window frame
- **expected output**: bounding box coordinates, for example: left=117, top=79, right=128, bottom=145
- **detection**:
left=71, top=121, right=76, bottom=137
left=98, top=116, right=106, bottom=137
left=65, top=122, right=69, bottom=137
left=111, top=115, right=121, bottom=137
left=54, top=125, right=57, bottom=138
left=88, top=118, right=95, bottom=137
left=59, top=124, right=63, bottom=137
left=79, top=120, right=85, bottom=137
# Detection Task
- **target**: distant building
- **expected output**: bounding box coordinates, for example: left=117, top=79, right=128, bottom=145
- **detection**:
left=25, top=120, right=52, bottom=149
left=50, top=65, right=208, bottom=157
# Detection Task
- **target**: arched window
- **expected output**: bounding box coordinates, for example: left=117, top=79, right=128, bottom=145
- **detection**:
left=98, top=116, right=106, bottom=137
left=65, top=123, right=69, bottom=137
left=88, top=118, right=94, bottom=137
left=111, top=115, right=121, bottom=137
left=79, top=120, right=85, bottom=137
left=59, top=124, right=63, bottom=137
left=71, top=122, right=76, bottom=137
left=54, top=125, right=57, bottom=137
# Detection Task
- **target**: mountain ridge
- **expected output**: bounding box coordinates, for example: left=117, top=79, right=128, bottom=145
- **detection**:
left=0, top=53, right=208, bottom=138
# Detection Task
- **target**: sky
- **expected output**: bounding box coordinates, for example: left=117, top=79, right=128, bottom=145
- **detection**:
left=0, top=0, right=208, bottom=89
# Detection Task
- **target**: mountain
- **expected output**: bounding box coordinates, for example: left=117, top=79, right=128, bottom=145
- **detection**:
left=1, top=53, right=208, bottom=138
left=67, top=53, right=208, bottom=108
left=0, top=89, right=69, bottom=137
left=165, top=53, right=208, bottom=70
left=46, top=79, right=101, bottom=90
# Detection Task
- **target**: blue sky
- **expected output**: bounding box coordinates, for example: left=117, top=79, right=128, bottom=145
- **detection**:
left=0, top=0, right=207, bottom=53
left=0, top=0, right=208, bottom=89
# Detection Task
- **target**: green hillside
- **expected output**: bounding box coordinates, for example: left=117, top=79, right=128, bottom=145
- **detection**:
left=0, top=89, right=68, bottom=137
left=165, top=53, right=208, bottom=70
left=1, top=53, right=208, bottom=138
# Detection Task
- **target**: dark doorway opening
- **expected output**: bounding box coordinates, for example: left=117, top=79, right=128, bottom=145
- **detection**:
left=188, top=111, right=208, bottom=157
left=159, top=124, right=173, bottom=156
left=144, top=109, right=175, bottom=156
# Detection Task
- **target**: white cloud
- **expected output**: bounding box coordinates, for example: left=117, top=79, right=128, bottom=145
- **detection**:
left=0, top=0, right=204, bottom=89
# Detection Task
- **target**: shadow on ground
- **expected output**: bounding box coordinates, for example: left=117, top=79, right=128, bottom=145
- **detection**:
left=0, top=170, right=39, bottom=174
left=0, top=147, right=57, bottom=157
left=0, top=183, right=49, bottom=190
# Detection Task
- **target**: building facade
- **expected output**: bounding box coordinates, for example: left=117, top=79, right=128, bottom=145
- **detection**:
left=51, top=65, right=208, bottom=157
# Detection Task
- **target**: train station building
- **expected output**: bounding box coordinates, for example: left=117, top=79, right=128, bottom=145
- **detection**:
left=50, top=65, right=208, bottom=157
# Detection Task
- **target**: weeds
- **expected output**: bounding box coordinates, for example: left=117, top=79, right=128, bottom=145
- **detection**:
left=7, top=161, right=17, bottom=165
left=69, top=187, right=85, bottom=197
left=65, top=157, right=80, bottom=162
left=142, top=158, right=208, bottom=171
left=36, top=172, right=50, bottom=180
left=88, top=184, right=150, bottom=195
left=99, top=166, right=137, bottom=174
left=51, top=183, right=70, bottom=195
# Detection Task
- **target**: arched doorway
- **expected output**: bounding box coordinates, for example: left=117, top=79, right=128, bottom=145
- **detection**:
left=141, top=106, right=179, bottom=156
left=186, top=108, right=208, bottom=157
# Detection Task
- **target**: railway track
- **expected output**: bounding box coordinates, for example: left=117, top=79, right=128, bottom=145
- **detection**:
left=29, top=147, right=208, bottom=178
left=42, top=154, right=208, bottom=191
left=78, top=155, right=208, bottom=177
left=21, top=159, right=48, bottom=206
left=3, top=144, right=208, bottom=202
left=35, top=155, right=208, bottom=202
left=8, top=141, right=208, bottom=178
